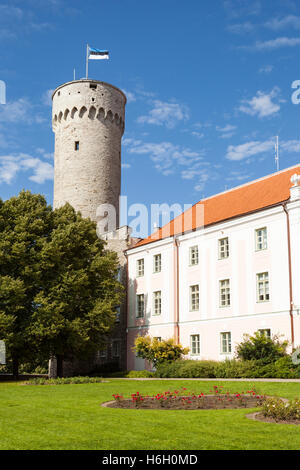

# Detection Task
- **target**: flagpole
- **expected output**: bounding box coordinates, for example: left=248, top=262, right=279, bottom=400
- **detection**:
left=86, top=44, right=89, bottom=79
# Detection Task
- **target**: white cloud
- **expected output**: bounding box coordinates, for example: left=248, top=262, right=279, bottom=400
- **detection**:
left=226, top=140, right=274, bottom=161
left=137, top=100, right=190, bottom=129
left=125, top=139, right=206, bottom=177
left=216, top=124, right=237, bottom=138
left=227, top=22, right=255, bottom=34
left=191, top=131, right=205, bottom=139
left=239, top=88, right=280, bottom=118
left=226, top=138, right=300, bottom=161
left=0, top=97, right=46, bottom=124
left=265, top=15, right=300, bottom=30
left=122, top=90, right=136, bottom=104
left=259, top=65, right=274, bottom=74
left=121, top=163, right=131, bottom=169
left=42, top=89, right=54, bottom=106
left=0, top=153, right=53, bottom=184
left=253, top=37, right=300, bottom=50
left=0, top=98, right=31, bottom=123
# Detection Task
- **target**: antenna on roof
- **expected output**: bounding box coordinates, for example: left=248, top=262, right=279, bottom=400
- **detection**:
left=275, top=135, right=279, bottom=171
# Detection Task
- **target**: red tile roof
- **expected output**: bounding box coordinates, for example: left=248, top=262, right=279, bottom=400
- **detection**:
left=133, top=165, right=300, bottom=248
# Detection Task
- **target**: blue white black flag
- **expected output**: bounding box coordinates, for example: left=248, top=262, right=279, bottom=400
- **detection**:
left=88, top=47, right=109, bottom=60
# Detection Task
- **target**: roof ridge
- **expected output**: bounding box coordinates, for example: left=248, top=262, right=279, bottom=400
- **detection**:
left=196, top=163, right=300, bottom=206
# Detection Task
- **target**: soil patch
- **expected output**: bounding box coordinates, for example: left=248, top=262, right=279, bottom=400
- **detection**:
left=102, top=394, right=265, bottom=410
left=246, top=411, right=300, bottom=425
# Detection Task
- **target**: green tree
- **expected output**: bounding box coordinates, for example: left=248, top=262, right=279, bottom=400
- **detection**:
left=0, top=191, right=53, bottom=377
left=133, top=336, right=189, bottom=367
left=29, top=204, right=122, bottom=376
left=235, top=331, right=288, bottom=364
left=0, top=192, right=123, bottom=378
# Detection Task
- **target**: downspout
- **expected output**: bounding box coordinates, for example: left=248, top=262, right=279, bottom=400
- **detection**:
left=125, top=251, right=129, bottom=370
left=282, top=203, right=295, bottom=350
left=174, top=237, right=180, bottom=344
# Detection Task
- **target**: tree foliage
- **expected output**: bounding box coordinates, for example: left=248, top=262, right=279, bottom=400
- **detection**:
left=235, top=331, right=288, bottom=364
left=133, top=336, right=189, bottom=367
left=0, top=191, right=123, bottom=377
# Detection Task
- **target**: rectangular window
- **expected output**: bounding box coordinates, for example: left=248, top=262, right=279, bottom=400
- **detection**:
left=189, top=285, right=199, bottom=311
left=189, top=245, right=199, bottom=266
left=75, top=141, right=79, bottom=151
left=220, top=332, right=232, bottom=354
left=190, top=334, right=200, bottom=355
left=218, top=237, right=229, bottom=259
left=255, top=227, right=267, bottom=251
left=99, top=347, right=107, bottom=359
left=90, top=83, right=97, bottom=90
left=153, top=291, right=162, bottom=315
left=115, top=306, right=120, bottom=323
left=112, top=341, right=120, bottom=358
left=257, top=272, right=270, bottom=302
left=153, top=254, right=161, bottom=273
left=136, top=258, right=144, bottom=277
left=219, top=279, right=231, bottom=307
left=136, top=294, right=145, bottom=318
left=258, top=328, right=271, bottom=338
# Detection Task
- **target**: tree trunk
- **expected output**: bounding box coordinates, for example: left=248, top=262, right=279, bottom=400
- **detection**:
left=12, top=357, right=19, bottom=380
left=56, top=355, right=64, bottom=377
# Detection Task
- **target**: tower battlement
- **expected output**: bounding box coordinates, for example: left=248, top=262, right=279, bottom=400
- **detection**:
left=52, top=79, right=126, bottom=225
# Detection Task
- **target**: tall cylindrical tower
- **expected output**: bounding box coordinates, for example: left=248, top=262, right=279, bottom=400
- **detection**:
left=52, top=79, right=126, bottom=226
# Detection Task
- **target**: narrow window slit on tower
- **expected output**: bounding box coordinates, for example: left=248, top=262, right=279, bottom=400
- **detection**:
left=75, top=141, right=79, bottom=151
left=90, top=84, right=97, bottom=90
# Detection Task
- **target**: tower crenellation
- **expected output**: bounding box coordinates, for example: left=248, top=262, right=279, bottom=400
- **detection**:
left=52, top=79, right=126, bottom=226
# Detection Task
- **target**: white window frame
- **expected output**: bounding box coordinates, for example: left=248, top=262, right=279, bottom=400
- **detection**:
left=218, top=237, right=229, bottom=259
left=153, top=254, right=162, bottom=273
left=189, top=245, right=199, bottom=266
left=99, top=347, right=107, bottom=359
left=152, top=290, right=162, bottom=316
left=190, top=334, right=200, bottom=355
left=112, top=340, right=120, bottom=358
left=255, top=227, right=267, bottom=251
left=136, top=258, right=144, bottom=277
left=256, top=272, right=270, bottom=302
left=219, top=279, right=231, bottom=307
left=136, top=294, right=145, bottom=318
left=115, top=306, right=120, bottom=323
left=258, top=328, right=271, bottom=338
left=189, top=284, right=200, bottom=311
left=220, top=332, right=232, bottom=354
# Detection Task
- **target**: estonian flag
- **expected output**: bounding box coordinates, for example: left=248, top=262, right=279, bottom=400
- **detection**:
left=88, top=47, right=109, bottom=60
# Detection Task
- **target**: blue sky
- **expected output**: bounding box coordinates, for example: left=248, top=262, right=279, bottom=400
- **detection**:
left=1, top=0, right=300, bottom=236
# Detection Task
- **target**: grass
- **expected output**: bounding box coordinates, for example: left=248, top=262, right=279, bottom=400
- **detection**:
left=0, top=379, right=300, bottom=450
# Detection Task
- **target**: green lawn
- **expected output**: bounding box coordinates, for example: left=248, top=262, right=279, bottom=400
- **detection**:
left=0, top=379, right=300, bottom=450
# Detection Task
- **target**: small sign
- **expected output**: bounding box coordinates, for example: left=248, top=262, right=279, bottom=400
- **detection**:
left=0, top=341, right=6, bottom=365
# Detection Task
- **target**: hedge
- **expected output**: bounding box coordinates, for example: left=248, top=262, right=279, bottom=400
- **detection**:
left=154, top=357, right=300, bottom=379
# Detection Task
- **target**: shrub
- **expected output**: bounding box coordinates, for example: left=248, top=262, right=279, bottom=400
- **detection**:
left=235, top=332, right=288, bottom=363
left=133, top=336, right=189, bottom=367
left=25, top=376, right=104, bottom=385
left=155, top=357, right=300, bottom=379
left=125, top=370, right=155, bottom=378
left=155, top=360, right=218, bottom=378
left=262, top=397, right=300, bottom=421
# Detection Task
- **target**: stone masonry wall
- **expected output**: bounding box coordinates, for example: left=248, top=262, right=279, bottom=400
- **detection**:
left=52, top=79, right=126, bottom=224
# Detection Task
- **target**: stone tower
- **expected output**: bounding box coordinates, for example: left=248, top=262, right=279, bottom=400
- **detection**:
left=52, top=79, right=126, bottom=227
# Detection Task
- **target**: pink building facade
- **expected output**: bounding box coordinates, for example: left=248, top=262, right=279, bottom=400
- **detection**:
left=126, top=166, right=300, bottom=370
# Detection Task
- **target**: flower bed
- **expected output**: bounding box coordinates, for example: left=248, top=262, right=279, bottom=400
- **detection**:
left=249, top=397, right=300, bottom=424
left=106, top=385, right=266, bottom=410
